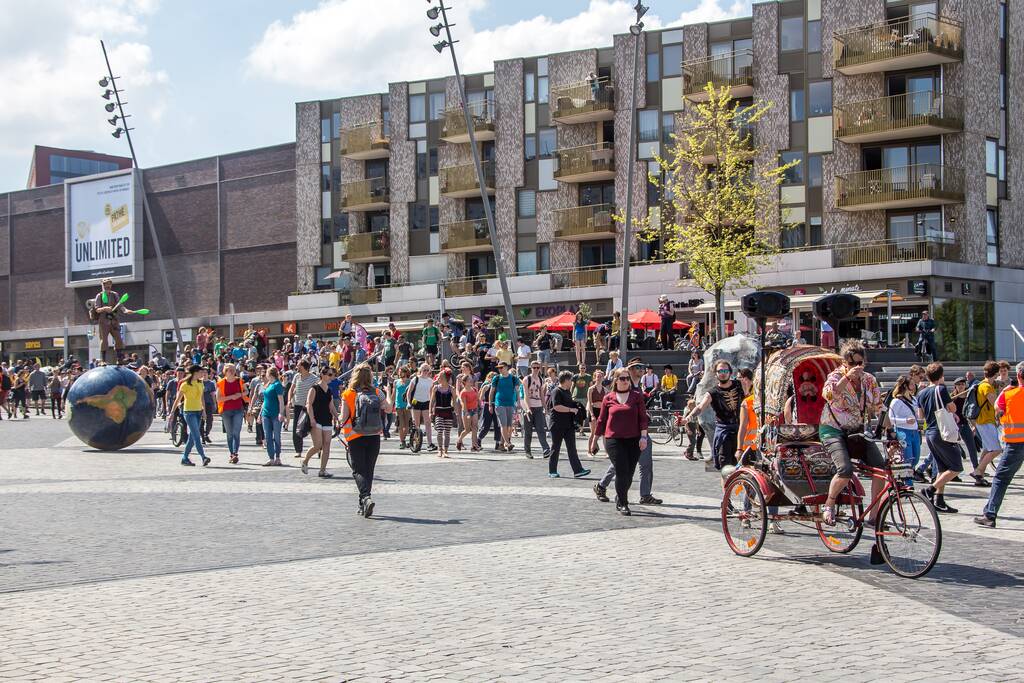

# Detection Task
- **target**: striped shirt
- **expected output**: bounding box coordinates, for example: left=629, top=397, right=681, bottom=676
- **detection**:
left=290, top=372, right=319, bottom=407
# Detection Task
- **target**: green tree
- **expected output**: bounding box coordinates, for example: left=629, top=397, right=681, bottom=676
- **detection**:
left=646, top=84, right=797, bottom=339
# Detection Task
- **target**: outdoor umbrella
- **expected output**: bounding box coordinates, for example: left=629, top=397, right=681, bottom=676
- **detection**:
left=527, top=311, right=599, bottom=332
left=628, top=309, right=691, bottom=331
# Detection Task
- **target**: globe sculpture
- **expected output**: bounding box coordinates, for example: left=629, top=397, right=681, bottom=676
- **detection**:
left=67, top=365, right=156, bottom=450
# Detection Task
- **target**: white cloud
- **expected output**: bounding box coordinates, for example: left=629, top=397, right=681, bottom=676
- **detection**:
left=0, top=0, right=168, bottom=179
left=246, top=0, right=751, bottom=95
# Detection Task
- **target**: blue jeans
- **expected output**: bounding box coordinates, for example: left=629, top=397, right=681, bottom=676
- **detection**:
left=221, top=409, right=243, bottom=455
left=983, top=441, right=1024, bottom=520
left=262, top=415, right=283, bottom=459
left=182, top=410, right=206, bottom=461
left=896, top=427, right=921, bottom=484
left=959, top=421, right=979, bottom=469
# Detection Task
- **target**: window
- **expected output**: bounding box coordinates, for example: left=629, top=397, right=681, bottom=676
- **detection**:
left=986, top=138, right=998, bottom=176
left=807, top=154, right=822, bottom=188
left=332, top=166, right=341, bottom=191
left=580, top=240, right=615, bottom=267
left=409, top=95, right=426, bottom=123
left=412, top=203, right=428, bottom=230
left=807, top=20, right=822, bottom=52
left=809, top=216, right=823, bottom=246
left=998, top=147, right=1006, bottom=182
left=887, top=210, right=942, bottom=242
left=517, top=251, right=537, bottom=275
left=321, top=164, right=331, bottom=191
left=638, top=109, right=659, bottom=143
left=790, top=88, right=805, bottom=122
left=518, top=190, right=536, bottom=218
left=370, top=263, right=391, bottom=287
left=646, top=51, right=660, bottom=83
left=987, top=209, right=999, bottom=265
left=781, top=223, right=806, bottom=249
left=538, top=128, right=556, bottom=158
left=429, top=148, right=438, bottom=175
left=537, top=243, right=550, bottom=272
left=808, top=81, right=832, bottom=116
left=780, top=16, right=804, bottom=51
left=430, top=207, right=439, bottom=233
left=468, top=253, right=496, bottom=278
left=322, top=219, right=333, bottom=245
left=416, top=139, right=427, bottom=177
left=334, top=214, right=349, bottom=238
left=332, top=112, right=341, bottom=139
left=780, top=151, right=804, bottom=185
left=538, top=76, right=549, bottom=104
left=368, top=212, right=389, bottom=232
left=661, top=113, right=675, bottom=147
left=321, top=118, right=331, bottom=143
left=429, top=92, right=446, bottom=120
left=580, top=182, right=615, bottom=206
left=662, top=44, right=682, bottom=77
left=524, top=72, right=536, bottom=103
left=524, top=135, right=536, bottom=160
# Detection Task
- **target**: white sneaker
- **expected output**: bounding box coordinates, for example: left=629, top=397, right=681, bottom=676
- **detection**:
left=769, top=521, right=785, bottom=535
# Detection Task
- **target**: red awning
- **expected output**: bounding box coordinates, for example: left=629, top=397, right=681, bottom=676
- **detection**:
left=628, top=309, right=691, bottom=331
left=527, top=311, right=599, bottom=332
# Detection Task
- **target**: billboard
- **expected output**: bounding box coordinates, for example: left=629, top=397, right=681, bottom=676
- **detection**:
left=65, top=169, right=144, bottom=287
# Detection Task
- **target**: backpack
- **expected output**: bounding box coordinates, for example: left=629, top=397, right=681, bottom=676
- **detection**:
left=353, top=388, right=384, bottom=435
left=961, top=381, right=982, bottom=421
left=1, top=373, right=11, bottom=391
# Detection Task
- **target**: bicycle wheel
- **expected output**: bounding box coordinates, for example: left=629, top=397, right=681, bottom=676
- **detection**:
left=649, top=415, right=673, bottom=445
left=876, top=489, right=942, bottom=578
left=171, top=416, right=186, bottom=447
left=409, top=426, right=423, bottom=453
left=816, top=497, right=864, bottom=554
left=721, top=475, right=767, bottom=557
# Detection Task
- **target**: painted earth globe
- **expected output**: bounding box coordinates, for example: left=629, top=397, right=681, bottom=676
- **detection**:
left=67, top=366, right=156, bottom=450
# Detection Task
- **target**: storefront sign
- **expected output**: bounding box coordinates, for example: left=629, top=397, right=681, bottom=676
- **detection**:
left=282, top=322, right=297, bottom=335
left=325, top=321, right=340, bottom=331
left=908, top=280, right=928, bottom=297
left=64, top=169, right=144, bottom=287
left=52, top=338, right=65, bottom=348
left=162, top=329, right=194, bottom=344
left=24, top=341, right=42, bottom=350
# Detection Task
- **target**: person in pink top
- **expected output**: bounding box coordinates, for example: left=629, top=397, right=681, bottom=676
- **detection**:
left=594, top=367, right=650, bottom=516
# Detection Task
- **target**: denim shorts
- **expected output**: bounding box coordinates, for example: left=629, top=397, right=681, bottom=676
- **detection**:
left=494, top=405, right=516, bottom=428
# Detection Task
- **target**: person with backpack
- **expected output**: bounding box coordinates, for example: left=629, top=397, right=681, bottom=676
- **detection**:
left=950, top=376, right=981, bottom=476
left=339, top=363, right=394, bottom=518
left=520, top=360, right=550, bottom=459
left=967, top=361, right=1000, bottom=486
left=489, top=361, right=522, bottom=453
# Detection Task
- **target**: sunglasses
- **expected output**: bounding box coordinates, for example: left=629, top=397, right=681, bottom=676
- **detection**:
left=715, top=369, right=731, bottom=374
left=848, top=359, right=864, bottom=367
left=615, top=377, right=631, bottom=382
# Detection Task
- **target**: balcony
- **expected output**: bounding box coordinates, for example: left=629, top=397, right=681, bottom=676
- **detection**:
left=343, top=231, right=390, bottom=263
left=831, top=237, right=960, bottom=268
left=551, top=267, right=609, bottom=289
left=835, top=91, right=963, bottom=144
left=683, top=49, right=754, bottom=102
left=441, top=219, right=493, bottom=253
left=679, top=123, right=755, bottom=164
left=553, top=204, right=618, bottom=241
left=833, top=13, right=963, bottom=75
left=439, top=161, right=495, bottom=198
left=341, top=176, right=389, bottom=211
left=339, top=121, right=390, bottom=160
left=836, top=164, right=964, bottom=211
left=550, top=78, right=615, bottom=124
left=553, top=142, right=616, bottom=183
left=342, top=288, right=382, bottom=305
left=440, top=100, right=495, bottom=144
left=444, top=278, right=488, bottom=297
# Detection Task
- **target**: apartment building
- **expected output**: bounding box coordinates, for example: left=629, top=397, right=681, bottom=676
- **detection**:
left=292, top=0, right=1021, bottom=359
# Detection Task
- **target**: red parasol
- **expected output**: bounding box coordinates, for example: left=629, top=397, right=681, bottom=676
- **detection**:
left=628, top=309, right=691, bottom=331
left=527, top=311, right=599, bottom=332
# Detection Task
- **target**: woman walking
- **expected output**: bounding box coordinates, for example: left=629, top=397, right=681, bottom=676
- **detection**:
left=572, top=311, right=588, bottom=368
left=430, top=368, right=456, bottom=457
left=217, top=363, right=247, bottom=464
left=887, top=375, right=921, bottom=485
left=394, top=366, right=412, bottom=449
left=477, top=371, right=502, bottom=450
left=407, top=363, right=436, bottom=451
left=260, top=366, right=287, bottom=466
left=587, top=370, right=607, bottom=455
left=301, top=365, right=339, bottom=477
left=247, top=365, right=266, bottom=447
left=594, top=368, right=649, bottom=515
left=169, top=365, right=210, bottom=467
left=548, top=370, right=590, bottom=479
left=48, top=370, right=64, bottom=418
left=339, top=363, right=394, bottom=518
left=457, top=374, right=481, bottom=451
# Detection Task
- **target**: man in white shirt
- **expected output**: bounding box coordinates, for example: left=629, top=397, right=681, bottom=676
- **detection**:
left=521, top=360, right=550, bottom=458
left=516, top=341, right=532, bottom=378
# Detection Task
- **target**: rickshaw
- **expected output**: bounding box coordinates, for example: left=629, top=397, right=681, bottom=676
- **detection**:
left=720, top=345, right=942, bottom=578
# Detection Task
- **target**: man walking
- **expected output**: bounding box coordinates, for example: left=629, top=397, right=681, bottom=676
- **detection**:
left=975, top=361, right=1024, bottom=528
left=521, top=360, right=550, bottom=459
left=488, top=361, right=522, bottom=453
left=28, top=364, right=48, bottom=416
left=286, top=359, right=319, bottom=456
left=969, top=361, right=1001, bottom=486
left=594, top=358, right=662, bottom=505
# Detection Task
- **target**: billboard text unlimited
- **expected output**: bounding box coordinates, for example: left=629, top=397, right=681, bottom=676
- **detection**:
left=75, top=236, right=131, bottom=263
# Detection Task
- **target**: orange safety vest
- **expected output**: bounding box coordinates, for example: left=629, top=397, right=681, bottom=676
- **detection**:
left=741, top=394, right=758, bottom=450
left=1000, top=386, right=1024, bottom=443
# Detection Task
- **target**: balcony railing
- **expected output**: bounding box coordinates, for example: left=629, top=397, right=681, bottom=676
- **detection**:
left=551, top=267, right=609, bottom=289
left=445, top=278, right=489, bottom=297
left=836, top=164, right=963, bottom=211
left=831, top=237, right=960, bottom=268
left=439, top=161, right=495, bottom=198
left=834, top=91, right=963, bottom=143
left=441, top=219, right=493, bottom=252
left=341, top=176, right=389, bottom=211
left=553, top=204, right=618, bottom=241
left=343, top=230, right=390, bottom=263
left=339, top=121, right=390, bottom=160
left=678, top=123, right=755, bottom=163
left=553, top=142, right=616, bottom=182
left=683, top=49, right=755, bottom=101
left=440, top=100, right=496, bottom=143
left=342, top=288, right=382, bottom=305
left=833, top=13, right=963, bottom=75
left=550, top=77, right=615, bottom=123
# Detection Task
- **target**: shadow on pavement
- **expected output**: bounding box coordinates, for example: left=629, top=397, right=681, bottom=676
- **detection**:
left=371, top=516, right=464, bottom=525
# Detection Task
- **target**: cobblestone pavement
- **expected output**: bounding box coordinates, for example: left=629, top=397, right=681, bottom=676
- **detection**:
left=2, top=418, right=1024, bottom=681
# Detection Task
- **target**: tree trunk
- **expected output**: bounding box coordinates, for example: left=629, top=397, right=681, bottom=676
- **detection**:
left=715, top=287, right=726, bottom=341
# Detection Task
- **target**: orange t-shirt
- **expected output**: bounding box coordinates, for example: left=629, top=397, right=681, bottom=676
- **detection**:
left=460, top=388, right=480, bottom=411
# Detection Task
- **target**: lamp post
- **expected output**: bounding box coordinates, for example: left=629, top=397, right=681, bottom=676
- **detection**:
left=618, top=2, right=648, bottom=362
left=426, top=1, right=519, bottom=349
left=99, top=40, right=184, bottom=356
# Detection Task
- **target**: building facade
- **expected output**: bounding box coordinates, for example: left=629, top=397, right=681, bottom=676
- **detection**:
left=292, top=0, right=1022, bottom=360
left=26, top=146, right=132, bottom=189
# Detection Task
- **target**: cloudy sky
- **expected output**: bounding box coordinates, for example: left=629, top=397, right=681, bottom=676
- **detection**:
left=0, top=0, right=750, bottom=192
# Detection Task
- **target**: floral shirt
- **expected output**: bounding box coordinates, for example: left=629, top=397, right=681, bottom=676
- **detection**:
left=820, top=367, right=881, bottom=433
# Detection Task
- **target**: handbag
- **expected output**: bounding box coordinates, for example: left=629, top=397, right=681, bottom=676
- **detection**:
left=296, top=410, right=311, bottom=439
left=932, top=385, right=960, bottom=443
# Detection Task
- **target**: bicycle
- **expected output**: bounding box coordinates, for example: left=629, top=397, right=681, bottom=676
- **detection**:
left=168, top=409, right=187, bottom=447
